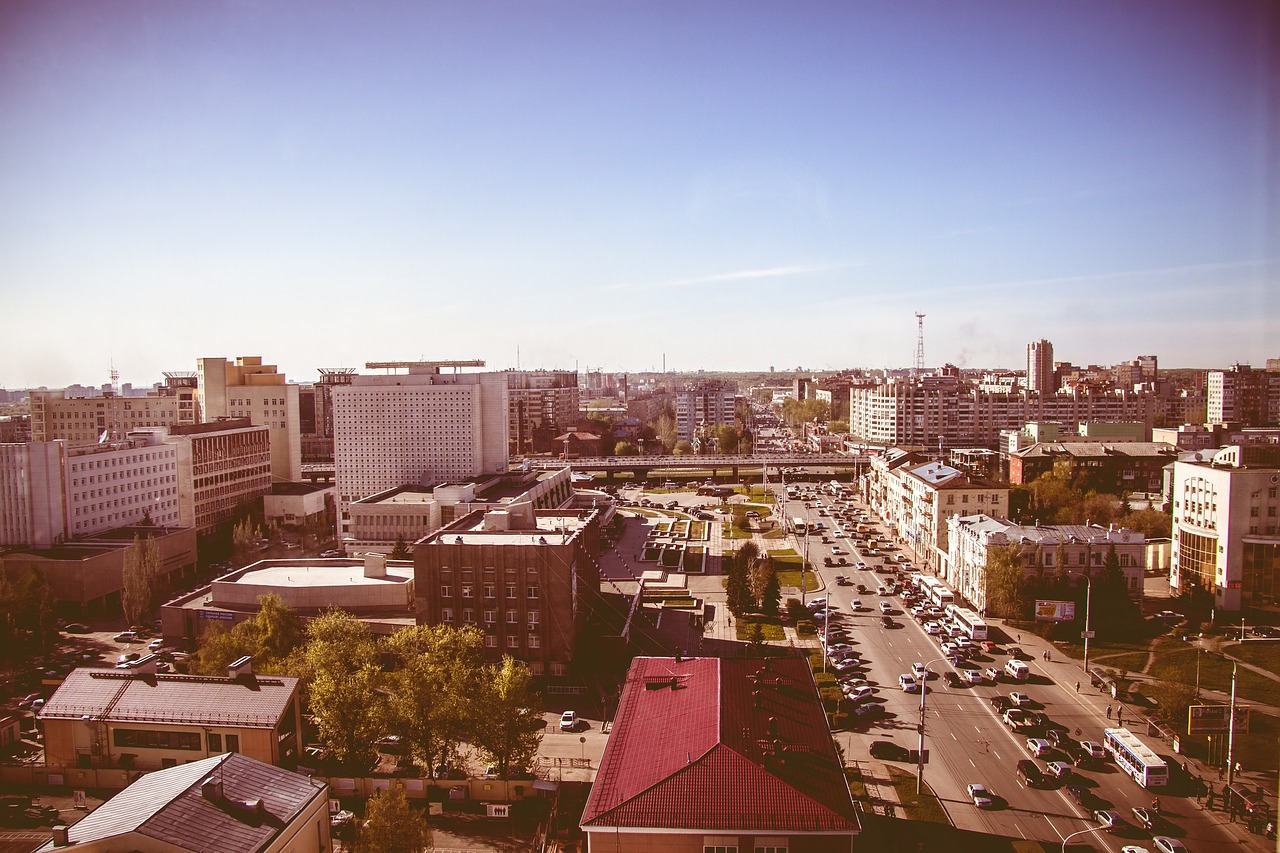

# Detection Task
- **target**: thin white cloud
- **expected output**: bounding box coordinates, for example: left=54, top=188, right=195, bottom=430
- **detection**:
left=605, top=262, right=856, bottom=292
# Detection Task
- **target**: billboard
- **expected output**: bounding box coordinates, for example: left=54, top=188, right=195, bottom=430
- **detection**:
left=1188, top=704, right=1250, bottom=735
left=1035, top=600, right=1076, bottom=622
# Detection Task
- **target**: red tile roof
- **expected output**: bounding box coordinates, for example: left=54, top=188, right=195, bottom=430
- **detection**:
left=581, top=656, right=860, bottom=834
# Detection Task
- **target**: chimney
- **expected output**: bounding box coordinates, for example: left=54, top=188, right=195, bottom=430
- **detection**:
left=128, top=654, right=158, bottom=676
left=202, top=777, right=224, bottom=802
left=363, top=552, right=387, bottom=579
left=51, top=826, right=69, bottom=847
left=227, top=655, right=254, bottom=681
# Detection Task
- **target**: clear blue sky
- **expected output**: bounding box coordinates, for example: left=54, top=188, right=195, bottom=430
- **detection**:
left=1, top=1, right=1275, bottom=388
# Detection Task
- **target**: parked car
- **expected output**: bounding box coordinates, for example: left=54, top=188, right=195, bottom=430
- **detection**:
left=62, top=623, right=91, bottom=634
left=320, top=549, right=344, bottom=558
left=869, top=740, right=910, bottom=761
left=559, top=710, right=579, bottom=731
left=113, top=631, right=139, bottom=643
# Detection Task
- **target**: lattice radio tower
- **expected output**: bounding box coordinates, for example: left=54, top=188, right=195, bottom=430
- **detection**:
left=913, top=313, right=926, bottom=376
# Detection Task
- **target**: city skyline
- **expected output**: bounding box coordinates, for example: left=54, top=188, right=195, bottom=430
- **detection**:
left=1, top=1, right=1276, bottom=388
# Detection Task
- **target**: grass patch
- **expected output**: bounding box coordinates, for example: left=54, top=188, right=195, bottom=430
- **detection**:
left=761, top=528, right=787, bottom=539
left=661, top=597, right=698, bottom=609
left=776, top=570, right=819, bottom=592
left=1054, top=636, right=1153, bottom=663
left=1090, top=651, right=1151, bottom=673
left=884, top=765, right=951, bottom=825
left=846, top=766, right=869, bottom=802
left=767, top=548, right=799, bottom=558
left=735, top=616, right=786, bottom=641
left=722, top=523, right=755, bottom=540
left=1224, top=641, right=1280, bottom=676
left=1150, top=639, right=1280, bottom=708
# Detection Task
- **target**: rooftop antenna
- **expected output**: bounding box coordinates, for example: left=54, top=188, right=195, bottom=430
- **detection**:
left=913, top=313, right=926, bottom=377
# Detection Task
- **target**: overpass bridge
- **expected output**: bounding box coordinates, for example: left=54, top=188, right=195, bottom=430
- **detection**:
left=526, top=453, right=870, bottom=479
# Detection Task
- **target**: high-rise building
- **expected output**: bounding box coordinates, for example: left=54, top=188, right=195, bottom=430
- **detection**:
left=0, top=434, right=180, bottom=548
left=332, top=363, right=508, bottom=535
left=1027, top=339, right=1056, bottom=393
left=29, top=380, right=197, bottom=445
left=196, top=356, right=301, bottom=482
left=506, top=369, right=580, bottom=455
left=159, top=420, right=273, bottom=534
left=297, top=368, right=355, bottom=464
left=1171, top=444, right=1280, bottom=612
left=1206, top=364, right=1280, bottom=427
left=674, top=381, right=737, bottom=442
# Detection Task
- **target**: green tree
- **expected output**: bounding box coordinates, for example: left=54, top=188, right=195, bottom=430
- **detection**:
left=232, top=517, right=262, bottom=563
left=472, top=656, right=544, bottom=778
left=759, top=563, right=781, bottom=618
left=122, top=534, right=163, bottom=627
left=713, top=424, right=739, bottom=455
left=613, top=440, right=637, bottom=457
left=985, top=546, right=1029, bottom=620
left=725, top=543, right=758, bottom=617
left=1145, top=665, right=1200, bottom=732
left=1092, top=545, right=1141, bottom=641
left=1117, top=508, right=1174, bottom=540
left=192, top=593, right=304, bottom=675
left=384, top=624, right=484, bottom=776
left=748, top=622, right=766, bottom=653
left=303, top=610, right=386, bottom=768
left=389, top=534, right=411, bottom=561
left=828, top=420, right=849, bottom=434
left=673, top=440, right=694, bottom=455
left=353, top=785, right=431, bottom=853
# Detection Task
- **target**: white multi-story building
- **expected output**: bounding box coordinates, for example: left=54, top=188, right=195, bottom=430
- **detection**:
left=29, top=382, right=197, bottom=444
left=197, top=356, right=302, bottom=482
left=947, top=514, right=1145, bottom=614
left=674, top=382, right=738, bottom=443
left=867, top=456, right=1007, bottom=576
left=0, top=434, right=180, bottom=548
left=1171, top=444, right=1280, bottom=612
left=332, top=364, right=509, bottom=535
left=151, top=421, right=273, bottom=534
left=848, top=376, right=1155, bottom=448
left=1206, top=364, right=1280, bottom=427
left=1027, top=339, right=1056, bottom=393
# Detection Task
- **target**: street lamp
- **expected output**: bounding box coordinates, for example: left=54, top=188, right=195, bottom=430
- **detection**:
left=1081, top=574, right=1094, bottom=675
left=916, top=655, right=952, bottom=795
left=1060, top=825, right=1107, bottom=850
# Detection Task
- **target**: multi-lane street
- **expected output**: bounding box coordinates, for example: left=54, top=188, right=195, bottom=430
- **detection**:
left=777, top=481, right=1242, bottom=852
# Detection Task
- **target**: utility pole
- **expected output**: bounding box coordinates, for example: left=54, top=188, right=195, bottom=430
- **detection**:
left=1226, top=662, right=1239, bottom=788
left=1082, top=575, right=1094, bottom=674
left=801, top=529, right=810, bottom=606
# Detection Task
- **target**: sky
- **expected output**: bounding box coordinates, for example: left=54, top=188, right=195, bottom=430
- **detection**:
left=0, top=1, right=1276, bottom=389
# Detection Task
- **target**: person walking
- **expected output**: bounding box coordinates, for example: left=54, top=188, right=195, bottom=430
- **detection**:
left=1075, top=681, right=1080, bottom=692
left=1117, top=708, right=1123, bottom=725
left=1106, top=705, right=1112, bottom=719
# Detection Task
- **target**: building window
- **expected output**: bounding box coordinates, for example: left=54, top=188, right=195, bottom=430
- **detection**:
left=527, top=586, right=539, bottom=600
left=440, top=585, right=452, bottom=598
left=506, top=584, right=516, bottom=599
left=506, top=611, right=518, bottom=624
left=484, top=610, right=496, bottom=624
left=485, top=635, right=497, bottom=648
left=114, top=729, right=200, bottom=751
left=442, top=608, right=453, bottom=623
left=528, top=635, right=541, bottom=649
left=506, top=635, right=520, bottom=649
left=463, top=609, right=475, bottom=624
left=462, top=585, right=473, bottom=599
left=528, top=610, right=540, bottom=624
left=484, top=584, right=495, bottom=599
left=207, top=733, right=222, bottom=752
left=755, top=847, right=787, bottom=853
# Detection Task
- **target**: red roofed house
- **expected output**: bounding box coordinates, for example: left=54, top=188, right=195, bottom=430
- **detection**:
left=580, top=656, right=860, bottom=852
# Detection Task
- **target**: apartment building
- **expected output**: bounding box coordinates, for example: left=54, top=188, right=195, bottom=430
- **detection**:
left=414, top=505, right=601, bottom=677
left=197, top=356, right=301, bottom=482
left=1010, top=442, right=1178, bottom=492
left=29, top=382, right=197, bottom=444
left=161, top=420, right=272, bottom=534
left=848, top=375, right=1155, bottom=448
left=674, top=381, right=737, bottom=442
left=507, top=369, right=580, bottom=455
left=0, top=434, right=180, bottom=548
left=865, top=453, right=1006, bottom=574
left=1170, top=444, right=1280, bottom=612
left=1027, top=339, right=1056, bottom=392
left=332, top=363, right=508, bottom=535
left=1207, top=364, right=1280, bottom=427
left=947, top=514, right=1145, bottom=614
left=581, top=656, right=859, bottom=851
left=40, top=656, right=302, bottom=772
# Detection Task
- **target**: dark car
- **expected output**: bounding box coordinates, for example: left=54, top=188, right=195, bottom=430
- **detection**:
left=990, top=695, right=1013, bottom=713
left=944, top=672, right=963, bottom=688
left=881, top=615, right=897, bottom=628
left=1253, top=625, right=1280, bottom=638
left=1047, top=729, right=1070, bottom=747
left=1065, top=744, right=1094, bottom=767
left=1016, top=759, right=1045, bottom=788
left=61, top=623, right=91, bottom=634
left=869, top=740, right=911, bottom=761
left=1065, top=783, right=1090, bottom=805
left=1008, top=646, right=1030, bottom=660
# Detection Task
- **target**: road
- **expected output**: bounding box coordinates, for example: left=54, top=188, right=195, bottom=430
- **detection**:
left=780, top=482, right=1243, bottom=852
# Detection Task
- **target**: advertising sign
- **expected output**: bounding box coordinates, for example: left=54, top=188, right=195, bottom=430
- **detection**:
left=1035, top=600, right=1076, bottom=622
left=1188, top=704, right=1250, bottom=735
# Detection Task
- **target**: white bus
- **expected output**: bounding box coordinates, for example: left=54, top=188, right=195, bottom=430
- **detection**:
left=792, top=517, right=809, bottom=535
left=949, top=607, right=988, bottom=641
left=920, top=577, right=955, bottom=609
left=1103, top=727, right=1169, bottom=789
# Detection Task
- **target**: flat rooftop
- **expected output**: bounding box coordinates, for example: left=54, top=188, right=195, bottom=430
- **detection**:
left=233, top=560, right=412, bottom=587
left=428, top=513, right=589, bottom=546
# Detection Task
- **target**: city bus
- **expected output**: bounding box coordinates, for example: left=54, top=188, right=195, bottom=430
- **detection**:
left=920, top=577, right=955, bottom=609
left=949, top=607, right=988, bottom=641
left=792, top=517, right=809, bottom=535
left=1103, top=727, right=1169, bottom=788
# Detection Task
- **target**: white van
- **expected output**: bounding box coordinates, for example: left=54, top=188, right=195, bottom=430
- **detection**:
left=1004, top=660, right=1030, bottom=681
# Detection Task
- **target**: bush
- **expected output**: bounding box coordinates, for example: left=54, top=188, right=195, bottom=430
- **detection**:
left=796, top=619, right=816, bottom=636
left=785, top=598, right=806, bottom=623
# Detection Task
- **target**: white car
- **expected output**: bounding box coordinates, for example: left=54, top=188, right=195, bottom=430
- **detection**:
left=1009, top=692, right=1031, bottom=706
left=1151, top=839, right=1188, bottom=853
left=850, top=599, right=863, bottom=610
left=559, top=710, right=578, bottom=731
left=831, top=547, right=846, bottom=555
left=911, top=662, right=931, bottom=680
left=1080, top=740, right=1106, bottom=759
left=898, top=674, right=919, bottom=692
left=879, top=601, right=893, bottom=614
left=807, top=598, right=827, bottom=610
left=966, top=783, right=994, bottom=809
left=925, top=622, right=942, bottom=635
left=1044, top=760, right=1073, bottom=779
left=1026, top=738, right=1052, bottom=757
left=844, top=685, right=874, bottom=702
left=963, top=669, right=985, bottom=685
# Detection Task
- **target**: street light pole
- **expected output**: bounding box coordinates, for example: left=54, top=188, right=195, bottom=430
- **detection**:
left=1081, top=575, right=1094, bottom=675
left=1226, top=661, right=1239, bottom=788
left=1060, top=826, right=1107, bottom=851
left=916, top=655, right=950, bottom=795
left=801, top=529, right=810, bottom=607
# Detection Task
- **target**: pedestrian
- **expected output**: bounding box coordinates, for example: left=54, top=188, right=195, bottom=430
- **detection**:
left=1075, top=681, right=1080, bottom=692
left=1235, top=761, right=1242, bottom=774
left=1117, top=709, right=1123, bottom=725
left=1106, top=704, right=1112, bottom=719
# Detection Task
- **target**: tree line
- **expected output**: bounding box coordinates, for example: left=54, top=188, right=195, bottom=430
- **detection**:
left=194, top=597, right=544, bottom=778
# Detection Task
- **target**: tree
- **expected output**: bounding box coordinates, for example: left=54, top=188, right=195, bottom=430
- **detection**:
left=1092, top=545, right=1141, bottom=641
left=302, top=610, right=386, bottom=768
left=725, top=544, right=758, bottom=617
left=1145, top=664, right=1199, bottom=732
left=193, top=593, right=304, bottom=675
left=759, top=563, right=781, bottom=618
left=1117, top=508, right=1174, bottom=540
left=673, top=440, right=694, bottom=455
left=985, top=546, right=1029, bottom=620
left=390, top=534, right=411, bottom=561
left=122, top=534, right=163, bottom=627
left=828, top=420, right=849, bottom=434
left=232, top=517, right=262, bottom=563
left=748, top=622, right=766, bottom=653
left=353, top=786, right=431, bottom=853
left=384, top=624, right=485, bottom=776
left=472, top=656, right=544, bottom=778
left=613, top=440, right=637, bottom=457
left=713, top=424, right=739, bottom=455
